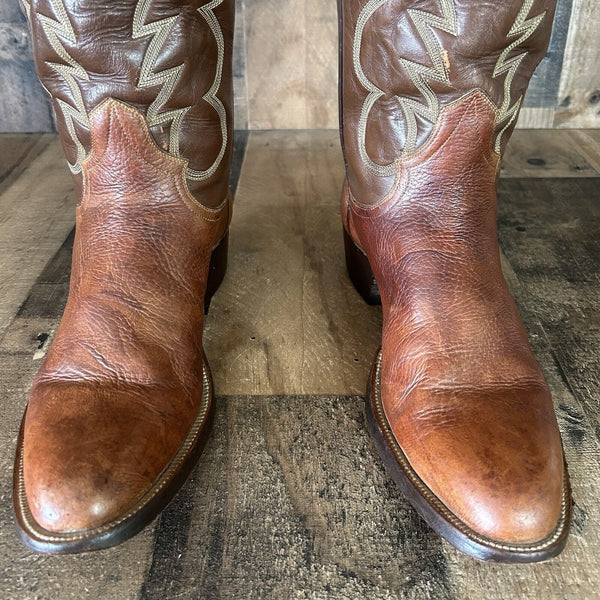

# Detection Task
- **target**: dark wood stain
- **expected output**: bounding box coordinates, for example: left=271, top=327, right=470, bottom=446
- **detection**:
left=1, top=132, right=599, bottom=599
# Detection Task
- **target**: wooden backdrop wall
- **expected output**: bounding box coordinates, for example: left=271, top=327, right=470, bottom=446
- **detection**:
left=0, top=0, right=598, bottom=133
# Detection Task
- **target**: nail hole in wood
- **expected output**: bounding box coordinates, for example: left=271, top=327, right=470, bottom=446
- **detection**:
left=527, top=157, right=546, bottom=166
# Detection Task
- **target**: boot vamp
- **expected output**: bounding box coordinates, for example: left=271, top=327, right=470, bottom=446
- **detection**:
left=23, top=379, right=198, bottom=533
left=380, top=297, right=565, bottom=545
left=22, top=226, right=207, bottom=533
left=21, top=99, right=218, bottom=534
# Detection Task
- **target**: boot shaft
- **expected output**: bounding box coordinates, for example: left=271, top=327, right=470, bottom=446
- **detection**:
left=23, top=0, right=234, bottom=207
left=339, top=0, right=557, bottom=203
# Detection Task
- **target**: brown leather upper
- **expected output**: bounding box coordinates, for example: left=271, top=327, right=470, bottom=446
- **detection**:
left=21, top=0, right=233, bottom=534
left=339, top=0, right=557, bottom=205
left=28, top=0, right=234, bottom=208
left=23, top=98, right=229, bottom=532
left=341, top=0, right=564, bottom=545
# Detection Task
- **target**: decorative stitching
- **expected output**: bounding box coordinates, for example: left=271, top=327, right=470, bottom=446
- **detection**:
left=82, top=99, right=229, bottom=223
left=396, top=0, right=457, bottom=154
left=353, top=0, right=395, bottom=177
left=20, top=0, right=31, bottom=23
left=132, top=0, right=188, bottom=155
left=37, top=0, right=90, bottom=174
left=348, top=91, right=500, bottom=214
left=189, top=0, right=228, bottom=182
left=493, top=0, right=546, bottom=153
left=133, top=0, right=228, bottom=182
left=353, top=0, right=546, bottom=175
left=353, top=0, right=457, bottom=176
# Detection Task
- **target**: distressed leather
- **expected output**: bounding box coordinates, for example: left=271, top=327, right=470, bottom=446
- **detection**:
left=27, top=0, right=234, bottom=207
left=24, top=99, right=230, bottom=532
left=341, top=0, right=566, bottom=545
left=20, top=0, right=233, bottom=535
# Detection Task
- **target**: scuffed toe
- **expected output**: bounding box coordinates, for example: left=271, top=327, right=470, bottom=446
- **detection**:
left=22, top=380, right=195, bottom=533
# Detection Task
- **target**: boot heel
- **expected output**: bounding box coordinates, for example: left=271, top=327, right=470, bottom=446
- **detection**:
left=343, top=228, right=381, bottom=305
left=204, top=232, right=229, bottom=314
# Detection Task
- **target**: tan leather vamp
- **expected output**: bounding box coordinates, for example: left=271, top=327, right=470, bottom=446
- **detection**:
left=23, top=99, right=230, bottom=532
left=344, top=91, right=564, bottom=543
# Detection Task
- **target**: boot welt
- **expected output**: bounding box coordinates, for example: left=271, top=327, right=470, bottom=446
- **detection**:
left=13, top=357, right=215, bottom=554
left=365, top=350, right=572, bottom=563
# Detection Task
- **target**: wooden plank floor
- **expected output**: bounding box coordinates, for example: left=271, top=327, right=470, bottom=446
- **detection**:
left=0, top=129, right=599, bottom=599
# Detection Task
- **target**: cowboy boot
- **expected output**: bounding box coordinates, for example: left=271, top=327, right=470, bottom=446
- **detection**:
left=13, top=0, right=234, bottom=553
left=339, top=0, right=570, bottom=561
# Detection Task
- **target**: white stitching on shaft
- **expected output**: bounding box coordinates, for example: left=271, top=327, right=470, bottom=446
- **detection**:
left=353, top=0, right=457, bottom=176
left=353, top=0, right=394, bottom=177
left=397, top=0, right=457, bottom=154
left=38, top=0, right=90, bottom=174
left=353, top=0, right=547, bottom=172
left=133, top=0, right=228, bottom=182
left=133, top=0, right=189, bottom=157
left=188, top=0, right=228, bottom=182
left=493, top=0, right=546, bottom=152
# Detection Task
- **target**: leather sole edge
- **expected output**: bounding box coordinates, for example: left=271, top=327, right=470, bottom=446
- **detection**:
left=365, top=350, right=572, bottom=563
left=13, top=358, right=215, bottom=555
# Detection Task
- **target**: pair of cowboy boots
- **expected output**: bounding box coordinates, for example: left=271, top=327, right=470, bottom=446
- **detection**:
left=14, top=0, right=570, bottom=561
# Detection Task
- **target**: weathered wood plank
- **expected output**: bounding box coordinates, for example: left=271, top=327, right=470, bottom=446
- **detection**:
left=522, top=0, right=572, bottom=109
left=142, top=396, right=457, bottom=600
left=502, top=129, right=598, bottom=178
left=515, top=107, right=556, bottom=129
left=233, top=0, right=248, bottom=130
left=555, top=0, right=600, bottom=128
left=0, top=138, right=75, bottom=338
left=0, top=133, right=54, bottom=194
left=0, top=59, right=55, bottom=134
left=0, top=22, right=30, bottom=62
left=203, top=129, right=382, bottom=396
left=243, top=0, right=338, bottom=129
left=498, top=178, right=600, bottom=445
left=567, top=129, right=600, bottom=174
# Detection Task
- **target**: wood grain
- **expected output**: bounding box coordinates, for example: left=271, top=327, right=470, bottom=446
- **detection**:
left=555, top=0, right=600, bottom=128
left=233, top=0, right=249, bottom=130
left=0, top=133, right=54, bottom=194
left=567, top=129, right=600, bottom=174
left=203, top=129, right=382, bottom=395
left=242, top=0, right=338, bottom=129
left=0, top=138, right=74, bottom=338
left=502, top=129, right=599, bottom=178
left=0, top=4, right=54, bottom=134
left=0, top=130, right=599, bottom=599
